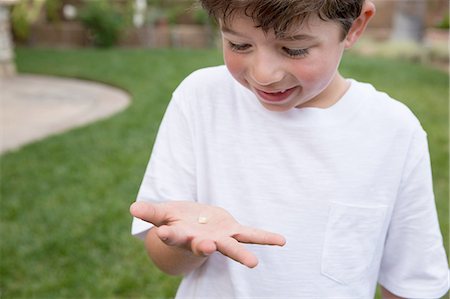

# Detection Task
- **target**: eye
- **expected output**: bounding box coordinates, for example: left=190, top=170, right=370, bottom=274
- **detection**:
left=282, top=47, right=309, bottom=58
left=228, top=41, right=252, bottom=52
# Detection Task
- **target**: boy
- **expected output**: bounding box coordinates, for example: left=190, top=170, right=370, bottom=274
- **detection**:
left=130, top=0, right=449, bottom=298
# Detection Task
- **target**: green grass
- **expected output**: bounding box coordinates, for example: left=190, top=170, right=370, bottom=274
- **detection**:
left=1, top=48, right=448, bottom=298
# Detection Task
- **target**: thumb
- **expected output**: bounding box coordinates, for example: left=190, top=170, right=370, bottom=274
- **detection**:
left=130, top=201, right=169, bottom=226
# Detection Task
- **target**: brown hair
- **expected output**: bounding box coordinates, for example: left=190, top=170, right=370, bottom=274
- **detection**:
left=199, top=0, right=365, bottom=39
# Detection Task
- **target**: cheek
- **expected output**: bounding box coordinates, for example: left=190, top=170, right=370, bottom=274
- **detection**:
left=223, top=49, right=245, bottom=78
left=292, top=64, right=328, bottom=86
left=223, top=51, right=251, bottom=89
left=294, top=55, right=339, bottom=85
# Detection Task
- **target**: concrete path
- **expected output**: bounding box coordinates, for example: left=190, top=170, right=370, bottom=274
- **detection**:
left=0, top=75, right=130, bottom=154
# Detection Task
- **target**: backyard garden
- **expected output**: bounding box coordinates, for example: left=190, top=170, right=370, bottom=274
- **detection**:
left=0, top=46, right=448, bottom=298
left=0, top=0, right=449, bottom=298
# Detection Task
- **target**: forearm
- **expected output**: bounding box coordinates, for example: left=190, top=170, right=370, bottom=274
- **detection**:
left=145, top=228, right=208, bottom=276
left=380, top=286, right=405, bottom=299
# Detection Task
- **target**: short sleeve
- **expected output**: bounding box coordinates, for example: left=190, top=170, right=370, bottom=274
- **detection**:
left=131, top=90, right=197, bottom=239
left=378, top=128, right=449, bottom=298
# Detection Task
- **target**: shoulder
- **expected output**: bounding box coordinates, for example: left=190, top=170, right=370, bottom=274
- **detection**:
left=174, top=65, right=236, bottom=96
left=171, top=65, right=247, bottom=117
left=351, top=80, right=423, bottom=133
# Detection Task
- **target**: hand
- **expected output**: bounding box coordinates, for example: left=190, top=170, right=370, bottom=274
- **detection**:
left=130, top=201, right=286, bottom=268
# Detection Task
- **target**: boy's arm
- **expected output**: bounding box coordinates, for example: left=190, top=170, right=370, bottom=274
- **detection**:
left=144, top=227, right=209, bottom=276
left=380, top=286, right=404, bottom=299
left=130, top=201, right=286, bottom=275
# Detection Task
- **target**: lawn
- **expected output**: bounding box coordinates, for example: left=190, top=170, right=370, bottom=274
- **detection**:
left=1, top=48, right=448, bottom=298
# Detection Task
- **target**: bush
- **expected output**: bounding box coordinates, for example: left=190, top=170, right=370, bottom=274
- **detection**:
left=436, top=13, right=449, bottom=29
left=45, top=0, right=63, bottom=23
left=11, top=0, right=45, bottom=42
left=79, top=1, right=123, bottom=48
left=11, top=2, right=29, bottom=42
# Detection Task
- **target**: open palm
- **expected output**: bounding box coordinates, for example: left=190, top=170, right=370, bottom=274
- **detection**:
left=130, top=201, right=286, bottom=268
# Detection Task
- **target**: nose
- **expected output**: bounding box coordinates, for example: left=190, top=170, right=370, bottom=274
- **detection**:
left=249, top=50, right=285, bottom=86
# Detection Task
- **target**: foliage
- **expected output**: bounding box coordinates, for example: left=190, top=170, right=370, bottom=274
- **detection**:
left=146, top=5, right=167, bottom=26
left=79, top=1, right=124, bottom=48
left=193, top=7, right=210, bottom=25
left=44, top=0, right=63, bottom=23
left=10, top=2, right=29, bottom=41
left=151, top=0, right=206, bottom=25
left=10, top=0, right=46, bottom=42
left=1, top=48, right=448, bottom=299
left=164, top=2, right=189, bottom=25
left=436, top=13, right=450, bottom=29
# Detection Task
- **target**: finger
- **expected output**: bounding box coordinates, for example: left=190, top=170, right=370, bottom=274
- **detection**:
left=191, top=238, right=217, bottom=256
left=216, top=237, right=258, bottom=268
left=233, top=227, right=286, bottom=246
left=156, top=225, right=188, bottom=246
left=130, top=201, right=169, bottom=226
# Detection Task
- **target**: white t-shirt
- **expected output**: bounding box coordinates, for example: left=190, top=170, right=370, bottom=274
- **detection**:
left=132, top=66, right=449, bottom=298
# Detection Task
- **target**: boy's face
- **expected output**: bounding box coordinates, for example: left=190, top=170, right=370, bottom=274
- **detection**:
left=221, top=15, right=349, bottom=112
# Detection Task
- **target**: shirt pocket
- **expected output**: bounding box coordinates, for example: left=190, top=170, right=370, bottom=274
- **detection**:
left=321, top=202, right=388, bottom=285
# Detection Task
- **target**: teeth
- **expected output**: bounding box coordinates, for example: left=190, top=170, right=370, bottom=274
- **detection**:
left=264, top=89, right=288, bottom=94
left=270, top=90, right=286, bottom=94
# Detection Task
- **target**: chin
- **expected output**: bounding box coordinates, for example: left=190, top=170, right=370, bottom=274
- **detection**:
left=260, top=101, right=296, bottom=112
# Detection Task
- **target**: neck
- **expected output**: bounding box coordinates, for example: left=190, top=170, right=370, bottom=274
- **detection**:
left=297, top=73, right=349, bottom=109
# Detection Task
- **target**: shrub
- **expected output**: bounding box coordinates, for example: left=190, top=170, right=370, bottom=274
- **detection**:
left=11, top=2, right=29, bottom=42
left=45, top=0, right=63, bottom=23
left=79, top=1, right=123, bottom=48
left=436, top=13, right=449, bottom=29
left=11, top=0, right=45, bottom=42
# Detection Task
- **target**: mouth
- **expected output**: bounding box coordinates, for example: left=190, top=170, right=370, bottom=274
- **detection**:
left=254, top=87, right=297, bottom=103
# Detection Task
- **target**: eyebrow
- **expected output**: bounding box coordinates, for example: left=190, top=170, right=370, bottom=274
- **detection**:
left=221, top=26, right=317, bottom=42
left=278, top=34, right=317, bottom=42
left=220, top=26, right=246, bottom=38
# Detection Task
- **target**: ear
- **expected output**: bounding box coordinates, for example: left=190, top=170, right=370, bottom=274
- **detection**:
left=344, top=1, right=376, bottom=48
